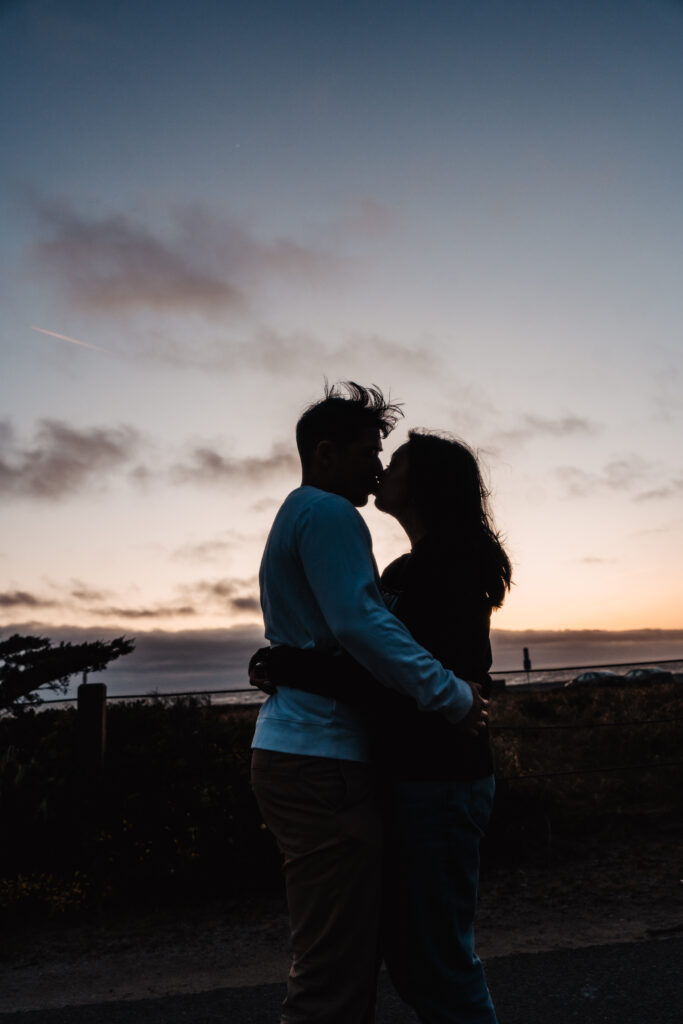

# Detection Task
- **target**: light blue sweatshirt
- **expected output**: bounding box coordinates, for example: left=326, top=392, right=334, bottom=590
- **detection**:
left=251, top=486, right=473, bottom=762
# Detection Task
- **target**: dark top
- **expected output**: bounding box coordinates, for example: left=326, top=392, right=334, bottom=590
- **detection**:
left=373, top=533, right=494, bottom=780
left=257, top=533, right=495, bottom=781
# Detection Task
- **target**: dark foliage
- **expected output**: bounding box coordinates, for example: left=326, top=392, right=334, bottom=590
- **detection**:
left=0, top=634, right=134, bottom=712
left=0, top=700, right=279, bottom=919
left=0, top=681, right=680, bottom=920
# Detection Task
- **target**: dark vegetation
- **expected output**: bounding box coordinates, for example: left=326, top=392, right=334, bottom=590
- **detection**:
left=0, top=681, right=681, bottom=921
left=0, top=634, right=134, bottom=713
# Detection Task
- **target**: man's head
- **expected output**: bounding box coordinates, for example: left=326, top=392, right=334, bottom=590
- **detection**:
left=297, top=381, right=403, bottom=506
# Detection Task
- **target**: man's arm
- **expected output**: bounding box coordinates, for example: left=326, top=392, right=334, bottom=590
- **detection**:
left=296, top=494, right=474, bottom=721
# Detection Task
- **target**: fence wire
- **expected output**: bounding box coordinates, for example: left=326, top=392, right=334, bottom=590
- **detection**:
left=491, top=717, right=682, bottom=732
left=499, top=759, right=683, bottom=782
left=27, top=663, right=683, bottom=787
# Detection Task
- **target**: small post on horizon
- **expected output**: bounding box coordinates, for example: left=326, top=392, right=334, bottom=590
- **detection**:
left=523, top=647, right=532, bottom=683
left=77, top=672, right=107, bottom=774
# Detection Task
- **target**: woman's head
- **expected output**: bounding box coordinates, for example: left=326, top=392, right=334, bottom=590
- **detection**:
left=375, top=430, right=512, bottom=607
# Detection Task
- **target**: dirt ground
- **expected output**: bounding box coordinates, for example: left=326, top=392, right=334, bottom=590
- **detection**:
left=1, top=821, right=681, bottom=1015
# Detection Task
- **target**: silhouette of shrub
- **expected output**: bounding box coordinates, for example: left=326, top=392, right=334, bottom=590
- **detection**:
left=0, top=681, right=680, bottom=918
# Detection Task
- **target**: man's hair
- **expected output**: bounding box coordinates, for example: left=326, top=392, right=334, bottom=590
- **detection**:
left=296, top=381, right=403, bottom=468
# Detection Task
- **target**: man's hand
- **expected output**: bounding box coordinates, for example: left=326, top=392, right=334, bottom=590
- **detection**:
left=443, top=680, right=489, bottom=734
left=248, top=647, right=277, bottom=695
left=461, top=681, right=489, bottom=735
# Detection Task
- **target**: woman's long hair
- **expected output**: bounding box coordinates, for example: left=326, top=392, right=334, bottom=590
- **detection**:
left=406, top=430, right=512, bottom=608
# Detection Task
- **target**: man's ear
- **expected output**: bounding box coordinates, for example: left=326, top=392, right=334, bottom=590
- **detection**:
left=314, top=440, right=335, bottom=468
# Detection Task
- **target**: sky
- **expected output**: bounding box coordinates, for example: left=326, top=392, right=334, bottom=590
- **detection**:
left=1, top=0, right=682, bottom=683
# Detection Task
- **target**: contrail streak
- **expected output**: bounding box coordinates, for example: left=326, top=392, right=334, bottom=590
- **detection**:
left=30, top=326, right=113, bottom=354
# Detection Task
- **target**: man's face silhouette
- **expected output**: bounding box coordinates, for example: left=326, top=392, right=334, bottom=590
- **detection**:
left=318, top=428, right=383, bottom=507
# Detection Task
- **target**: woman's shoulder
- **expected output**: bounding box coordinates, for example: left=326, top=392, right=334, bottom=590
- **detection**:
left=380, top=551, right=412, bottom=588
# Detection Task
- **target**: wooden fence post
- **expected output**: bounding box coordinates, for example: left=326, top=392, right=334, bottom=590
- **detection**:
left=77, top=680, right=107, bottom=773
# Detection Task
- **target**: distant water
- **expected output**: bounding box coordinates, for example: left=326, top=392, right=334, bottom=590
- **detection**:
left=37, top=658, right=683, bottom=710
left=495, top=659, right=683, bottom=688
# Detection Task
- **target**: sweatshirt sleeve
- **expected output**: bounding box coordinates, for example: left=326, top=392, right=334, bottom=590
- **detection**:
left=295, top=494, right=473, bottom=720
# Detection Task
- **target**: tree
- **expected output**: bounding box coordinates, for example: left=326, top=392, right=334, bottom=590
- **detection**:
left=0, top=634, right=135, bottom=713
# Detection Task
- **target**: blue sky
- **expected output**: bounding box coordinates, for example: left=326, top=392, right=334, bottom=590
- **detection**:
left=2, top=0, right=682, bottom=671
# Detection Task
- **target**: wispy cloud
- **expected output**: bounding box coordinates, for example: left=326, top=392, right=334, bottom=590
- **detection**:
left=172, top=530, right=260, bottom=564
left=190, top=578, right=260, bottom=615
left=0, top=418, right=139, bottom=499
left=250, top=497, right=280, bottom=514
left=555, top=456, right=650, bottom=498
left=30, top=196, right=330, bottom=315
left=94, top=603, right=197, bottom=620
left=578, top=556, right=616, bottom=565
left=122, top=326, right=438, bottom=378
left=0, top=590, right=56, bottom=609
left=490, top=413, right=599, bottom=449
left=634, top=477, right=683, bottom=502
left=0, top=419, right=301, bottom=500
left=336, top=197, right=395, bottom=238
left=69, top=581, right=113, bottom=602
left=172, top=441, right=298, bottom=486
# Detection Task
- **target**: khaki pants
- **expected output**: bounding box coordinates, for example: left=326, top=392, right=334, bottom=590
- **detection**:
left=251, top=749, right=383, bottom=1024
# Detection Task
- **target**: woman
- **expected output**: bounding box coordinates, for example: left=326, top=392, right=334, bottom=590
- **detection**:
left=371, top=430, right=511, bottom=1024
left=252, top=431, right=511, bottom=1023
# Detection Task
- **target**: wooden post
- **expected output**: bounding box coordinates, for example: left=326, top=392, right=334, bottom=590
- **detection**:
left=77, top=681, right=107, bottom=773
left=523, top=647, right=532, bottom=673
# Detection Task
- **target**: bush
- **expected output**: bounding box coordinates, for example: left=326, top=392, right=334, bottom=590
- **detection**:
left=1, top=682, right=681, bottom=918
left=0, top=699, right=279, bottom=918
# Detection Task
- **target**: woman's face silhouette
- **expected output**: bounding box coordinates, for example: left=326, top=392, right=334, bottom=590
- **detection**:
left=374, top=442, right=410, bottom=517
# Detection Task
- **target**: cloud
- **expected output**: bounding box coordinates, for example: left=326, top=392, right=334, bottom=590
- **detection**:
left=190, top=578, right=260, bottom=616
left=231, top=595, right=261, bottom=612
left=0, top=590, right=55, bottom=609
left=0, top=624, right=265, bottom=694
left=173, top=529, right=265, bottom=564
left=30, top=197, right=329, bottom=315
left=94, top=604, right=197, bottom=620
left=250, top=497, right=280, bottom=514
left=2, top=623, right=679, bottom=697
left=0, top=575, right=257, bottom=625
left=338, top=198, right=395, bottom=237
left=490, top=414, right=599, bottom=449
left=69, top=582, right=112, bottom=602
left=173, top=535, right=240, bottom=564
left=635, top=521, right=682, bottom=536
left=491, top=628, right=683, bottom=672
left=555, top=455, right=650, bottom=498
left=241, top=329, right=438, bottom=376
left=0, top=418, right=139, bottom=499
left=121, top=325, right=438, bottom=378
left=634, top=477, right=683, bottom=502
left=578, top=556, right=616, bottom=565
left=652, top=364, right=683, bottom=423
left=0, top=418, right=300, bottom=500
left=172, top=441, right=298, bottom=486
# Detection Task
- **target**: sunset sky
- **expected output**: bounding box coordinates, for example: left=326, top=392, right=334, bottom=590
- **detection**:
left=2, top=0, right=682, bottom=683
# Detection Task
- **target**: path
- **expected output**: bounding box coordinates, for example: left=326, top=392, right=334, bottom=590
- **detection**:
left=1, top=936, right=680, bottom=1024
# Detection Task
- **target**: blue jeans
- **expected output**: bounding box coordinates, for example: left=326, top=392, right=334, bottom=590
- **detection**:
left=382, top=776, right=498, bottom=1024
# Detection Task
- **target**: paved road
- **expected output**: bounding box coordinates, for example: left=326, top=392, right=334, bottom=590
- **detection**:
left=2, top=936, right=680, bottom=1023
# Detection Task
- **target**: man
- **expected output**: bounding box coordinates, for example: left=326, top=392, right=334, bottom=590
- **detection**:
left=250, top=382, right=487, bottom=1024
